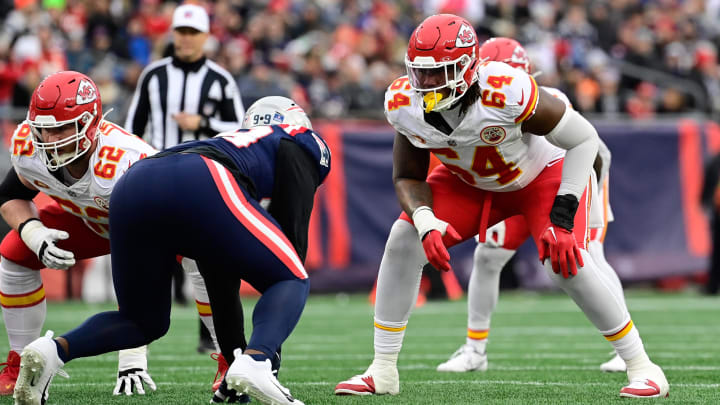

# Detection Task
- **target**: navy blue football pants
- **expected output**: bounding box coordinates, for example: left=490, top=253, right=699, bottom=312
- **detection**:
left=60, top=153, right=309, bottom=363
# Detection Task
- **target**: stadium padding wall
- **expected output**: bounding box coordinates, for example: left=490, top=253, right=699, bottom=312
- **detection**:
left=305, top=119, right=717, bottom=291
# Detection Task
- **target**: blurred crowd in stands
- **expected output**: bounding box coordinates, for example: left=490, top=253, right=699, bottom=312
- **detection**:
left=2, top=0, right=720, bottom=124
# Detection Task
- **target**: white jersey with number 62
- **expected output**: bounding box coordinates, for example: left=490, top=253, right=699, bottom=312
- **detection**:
left=10, top=120, right=157, bottom=238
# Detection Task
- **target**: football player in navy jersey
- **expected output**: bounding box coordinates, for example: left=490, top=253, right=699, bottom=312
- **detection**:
left=13, top=97, right=329, bottom=405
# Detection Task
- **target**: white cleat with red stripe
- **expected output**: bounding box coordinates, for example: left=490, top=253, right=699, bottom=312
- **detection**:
left=334, top=363, right=399, bottom=396
left=620, top=363, right=669, bottom=398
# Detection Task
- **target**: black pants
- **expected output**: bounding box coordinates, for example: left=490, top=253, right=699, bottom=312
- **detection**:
left=62, top=153, right=310, bottom=363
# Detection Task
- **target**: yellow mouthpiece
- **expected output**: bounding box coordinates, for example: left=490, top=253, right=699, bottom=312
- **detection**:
left=424, top=92, right=443, bottom=113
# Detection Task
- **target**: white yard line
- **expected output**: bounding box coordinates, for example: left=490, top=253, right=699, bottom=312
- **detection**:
left=55, top=380, right=720, bottom=389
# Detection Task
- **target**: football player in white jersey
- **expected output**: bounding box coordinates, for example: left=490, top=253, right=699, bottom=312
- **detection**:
left=335, top=15, right=667, bottom=398
left=436, top=37, right=627, bottom=375
left=0, top=71, right=225, bottom=396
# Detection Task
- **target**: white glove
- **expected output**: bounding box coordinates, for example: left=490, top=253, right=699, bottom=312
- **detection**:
left=19, top=219, right=75, bottom=270
left=114, top=345, right=157, bottom=396
left=411, top=206, right=449, bottom=239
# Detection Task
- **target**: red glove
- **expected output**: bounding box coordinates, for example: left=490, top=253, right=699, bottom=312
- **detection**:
left=538, top=226, right=584, bottom=278
left=421, top=225, right=461, bottom=272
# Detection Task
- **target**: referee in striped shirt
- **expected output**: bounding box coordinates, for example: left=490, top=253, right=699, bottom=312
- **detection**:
left=125, top=4, right=244, bottom=150
left=124, top=4, right=245, bottom=358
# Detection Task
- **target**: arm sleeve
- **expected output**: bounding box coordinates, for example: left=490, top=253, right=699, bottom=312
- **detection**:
left=125, top=69, right=152, bottom=139
left=202, top=79, right=245, bottom=136
left=267, top=139, right=321, bottom=263
left=0, top=167, right=39, bottom=206
left=544, top=108, right=599, bottom=199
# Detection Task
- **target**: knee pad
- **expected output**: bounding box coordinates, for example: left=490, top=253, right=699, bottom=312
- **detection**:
left=543, top=250, right=628, bottom=329
left=0, top=257, right=42, bottom=294
left=374, top=220, right=426, bottom=323
left=385, top=220, right=424, bottom=258
left=141, top=317, right=171, bottom=342
left=473, top=244, right=515, bottom=276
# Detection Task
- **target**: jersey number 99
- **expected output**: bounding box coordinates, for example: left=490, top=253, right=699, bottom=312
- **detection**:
left=253, top=114, right=273, bottom=126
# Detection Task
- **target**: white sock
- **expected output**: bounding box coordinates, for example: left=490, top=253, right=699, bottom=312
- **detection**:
left=374, top=318, right=407, bottom=356
left=467, top=243, right=515, bottom=353
left=182, top=258, right=220, bottom=352
left=372, top=220, right=426, bottom=361
left=603, top=320, right=646, bottom=363
left=0, top=257, right=46, bottom=353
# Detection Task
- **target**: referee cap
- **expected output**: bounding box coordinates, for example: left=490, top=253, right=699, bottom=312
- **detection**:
left=172, top=4, right=209, bottom=33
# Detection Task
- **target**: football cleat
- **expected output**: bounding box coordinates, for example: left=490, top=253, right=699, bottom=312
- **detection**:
left=211, top=353, right=229, bottom=392
left=334, top=361, right=399, bottom=395
left=211, top=379, right=251, bottom=403
left=0, top=351, right=20, bottom=395
left=13, top=331, right=68, bottom=405
left=226, top=351, right=303, bottom=405
left=620, top=363, right=669, bottom=398
left=436, top=344, right=488, bottom=372
left=600, top=352, right=626, bottom=373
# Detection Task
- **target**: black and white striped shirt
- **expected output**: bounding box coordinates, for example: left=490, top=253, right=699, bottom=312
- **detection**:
left=125, top=56, right=244, bottom=149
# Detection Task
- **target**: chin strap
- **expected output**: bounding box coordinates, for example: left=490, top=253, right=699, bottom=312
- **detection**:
left=101, top=108, right=114, bottom=122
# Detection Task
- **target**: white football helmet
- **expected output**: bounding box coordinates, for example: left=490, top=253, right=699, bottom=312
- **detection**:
left=241, top=96, right=312, bottom=130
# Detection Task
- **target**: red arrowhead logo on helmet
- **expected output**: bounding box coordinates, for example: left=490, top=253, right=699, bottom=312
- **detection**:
left=76, top=79, right=97, bottom=105
left=456, top=24, right=475, bottom=48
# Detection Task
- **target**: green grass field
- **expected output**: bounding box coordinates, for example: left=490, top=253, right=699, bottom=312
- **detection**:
left=1, top=291, right=718, bottom=404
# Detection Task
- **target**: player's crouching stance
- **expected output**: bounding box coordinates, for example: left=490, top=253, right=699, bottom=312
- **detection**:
left=436, top=37, right=628, bottom=375
left=335, top=14, right=667, bottom=399
left=0, top=71, right=229, bottom=400
left=14, top=96, right=329, bottom=405
left=0, top=71, right=158, bottom=402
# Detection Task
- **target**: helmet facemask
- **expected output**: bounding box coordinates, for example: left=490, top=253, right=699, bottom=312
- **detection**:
left=406, top=53, right=474, bottom=113
left=28, top=105, right=97, bottom=171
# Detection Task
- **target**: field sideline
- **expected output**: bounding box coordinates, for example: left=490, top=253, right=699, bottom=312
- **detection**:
left=0, top=291, right=717, bottom=404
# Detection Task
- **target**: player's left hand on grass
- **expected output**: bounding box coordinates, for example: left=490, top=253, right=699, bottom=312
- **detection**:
left=114, top=346, right=156, bottom=395
left=211, top=379, right=250, bottom=403
left=538, top=225, right=584, bottom=278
